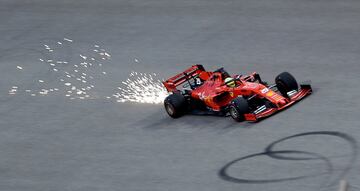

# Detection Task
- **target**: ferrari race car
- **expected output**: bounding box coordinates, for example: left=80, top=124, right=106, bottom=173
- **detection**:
left=162, top=65, right=312, bottom=122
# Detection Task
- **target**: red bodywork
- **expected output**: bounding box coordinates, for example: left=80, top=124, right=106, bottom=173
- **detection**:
left=163, top=65, right=312, bottom=121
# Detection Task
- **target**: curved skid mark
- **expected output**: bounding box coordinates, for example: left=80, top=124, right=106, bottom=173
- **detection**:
left=219, top=131, right=358, bottom=187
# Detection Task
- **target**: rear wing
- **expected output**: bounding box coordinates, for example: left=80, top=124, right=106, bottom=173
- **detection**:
left=163, top=65, right=210, bottom=92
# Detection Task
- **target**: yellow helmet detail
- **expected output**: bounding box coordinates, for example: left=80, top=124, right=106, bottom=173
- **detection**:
left=225, top=77, right=236, bottom=88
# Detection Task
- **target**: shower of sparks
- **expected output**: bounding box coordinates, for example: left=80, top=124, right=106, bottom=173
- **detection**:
left=8, top=38, right=111, bottom=100
left=113, top=71, right=169, bottom=104
left=7, top=38, right=168, bottom=105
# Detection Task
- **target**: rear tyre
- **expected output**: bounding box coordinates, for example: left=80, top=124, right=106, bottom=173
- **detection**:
left=229, top=97, right=249, bottom=122
left=275, top=72, right=298, bottom=97
left=164, top=93, right=187, bottom=118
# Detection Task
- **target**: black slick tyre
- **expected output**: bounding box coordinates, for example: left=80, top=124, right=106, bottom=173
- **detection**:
left=275, top=72, right=299, bottom=97
left=164, top=93, right=187, bottom=118
left=229, top=97, right=249, bottom=122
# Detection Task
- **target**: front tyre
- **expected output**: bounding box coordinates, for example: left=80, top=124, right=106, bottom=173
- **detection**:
left=164, top=93, right=187, bottom=118
left=275, top=72, right=298, bottom=98
left=229, top=97, right=249, bottom=122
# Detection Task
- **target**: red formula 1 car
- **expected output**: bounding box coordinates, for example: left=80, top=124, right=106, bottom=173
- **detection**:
left=162, top=65, right=312, bottom=122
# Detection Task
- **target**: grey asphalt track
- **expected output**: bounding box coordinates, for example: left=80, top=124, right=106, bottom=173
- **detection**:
left=1, top=0, right=360, bottom=191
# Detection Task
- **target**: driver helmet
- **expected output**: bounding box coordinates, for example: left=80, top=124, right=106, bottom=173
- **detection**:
left=225, top=77, right=236, bottom=88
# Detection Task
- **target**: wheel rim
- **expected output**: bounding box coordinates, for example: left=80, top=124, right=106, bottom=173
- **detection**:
left=230, top=106, right=239, bottom=119
left=165, top=102, right=175, bottom=115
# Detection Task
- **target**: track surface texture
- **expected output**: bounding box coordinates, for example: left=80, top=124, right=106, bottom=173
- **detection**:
left=1, top=0, right=360, bottom=191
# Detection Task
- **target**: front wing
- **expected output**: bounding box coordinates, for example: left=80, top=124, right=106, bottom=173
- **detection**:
left=244, top=84, right=313, bottom=121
